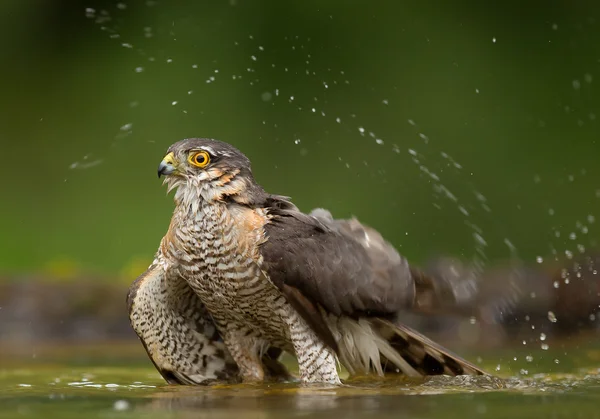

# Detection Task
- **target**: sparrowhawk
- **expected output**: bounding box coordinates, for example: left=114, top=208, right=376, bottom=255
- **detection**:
left=128, top=138, right=487, bottom=384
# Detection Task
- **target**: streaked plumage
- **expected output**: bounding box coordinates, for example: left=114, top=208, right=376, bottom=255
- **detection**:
left=127, top=248, right=291, bottom=384
left=128, top=137, right=487, bottom=384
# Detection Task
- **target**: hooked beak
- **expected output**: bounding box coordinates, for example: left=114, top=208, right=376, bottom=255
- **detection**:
left=158, top=152, right=177, bottom=178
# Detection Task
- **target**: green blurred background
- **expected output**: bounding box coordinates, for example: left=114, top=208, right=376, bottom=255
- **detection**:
left=1, top=3, right=600, bottom=417
left=0, top=0, right=598, bottom=279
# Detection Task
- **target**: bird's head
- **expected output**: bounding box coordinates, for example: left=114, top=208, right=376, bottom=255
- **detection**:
left=157, top=138, right=266, bottom=204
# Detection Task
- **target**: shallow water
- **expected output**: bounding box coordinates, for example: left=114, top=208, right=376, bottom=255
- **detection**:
left=2, top=342, right=600, bottom=419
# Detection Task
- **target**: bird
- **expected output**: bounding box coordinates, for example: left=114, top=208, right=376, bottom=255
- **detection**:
left=128, top=137, right=487, bottom=385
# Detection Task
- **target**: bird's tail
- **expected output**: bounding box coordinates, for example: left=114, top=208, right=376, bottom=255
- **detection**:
left=331, top=316, right=487, bottom=378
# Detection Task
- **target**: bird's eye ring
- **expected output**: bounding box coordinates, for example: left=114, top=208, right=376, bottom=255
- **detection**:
left=189, top=150, right=210, bottom=168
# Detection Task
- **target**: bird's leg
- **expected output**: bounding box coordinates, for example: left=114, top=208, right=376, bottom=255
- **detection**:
left=287, top=316, right=341, bottom=385
left=222, top=330, right=265, bottom=383
left=261, top=347, right=296, bottom=382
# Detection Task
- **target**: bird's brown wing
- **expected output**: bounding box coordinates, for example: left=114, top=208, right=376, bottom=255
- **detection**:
left=261, top=206, right=417, bottom=319
left=260, top=203, right=421, bottom=354
left=260, top=205, right=488, bottom=377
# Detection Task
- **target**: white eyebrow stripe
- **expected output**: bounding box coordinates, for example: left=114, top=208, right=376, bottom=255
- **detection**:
left=199, top=146, right=216, bottom=155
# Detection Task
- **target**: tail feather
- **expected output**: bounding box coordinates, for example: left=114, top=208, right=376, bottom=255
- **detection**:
left=372, top=318, right=487, bottom=376
left=328, top=314, right=487, bottom=378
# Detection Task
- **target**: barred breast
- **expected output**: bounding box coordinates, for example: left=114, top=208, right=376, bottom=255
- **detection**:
left=127, top=251, right=238, bottom=384
left=163, top=199, right=295, bottom=349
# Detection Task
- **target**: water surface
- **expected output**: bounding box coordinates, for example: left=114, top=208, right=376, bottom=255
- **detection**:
left=3, top=342, right=600, bottom=419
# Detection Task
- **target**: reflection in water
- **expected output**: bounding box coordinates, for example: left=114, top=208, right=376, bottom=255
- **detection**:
left=140, top=376, right=507, bottom=417
left=3, top=366, right=600, bottom=419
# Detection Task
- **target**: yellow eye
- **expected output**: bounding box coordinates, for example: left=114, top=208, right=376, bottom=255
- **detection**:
left=189, top=150, right=210, bottom=168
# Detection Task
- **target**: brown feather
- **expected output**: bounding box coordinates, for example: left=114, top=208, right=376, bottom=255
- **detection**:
left=260, top=203, right=487, bottom=377
left=261, top=204, right=416, bottom=317
left=372, top=318, right=487, bottom=376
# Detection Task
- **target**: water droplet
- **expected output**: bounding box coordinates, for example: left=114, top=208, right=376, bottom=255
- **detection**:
left=495, top=365, right=501, bottom=371
left=526, top=355, right=533, bottom=362
left=113, top=400, right=130, bottom=411
left=492, top=37, right=497, bottom=43
left=565, top=250, right=573, bottom=259
left=541, top=343, right=549, bottom=350
left=261, top=91, right=272, bottom=102
left=573, top=79, right=581, bottom=90
left=548, top=311, right=557, bottom=323
left=504, top=238, right=517, bottom=253
left=536, top=256, right=543, bottom=264
left=584, top=73, right=593, bottom=83
left=588, top=215, right=596, bottom=224
left=540, top=333, right=547, bottom=341
left=294, top=138, right=301, bottom=145
left=171, top=101, right=178, bottom=106
left=473, top=233, right=487, bottom=246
